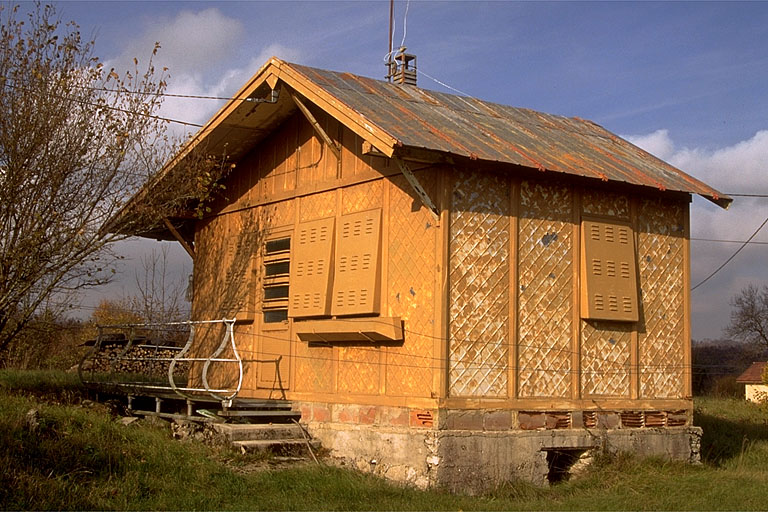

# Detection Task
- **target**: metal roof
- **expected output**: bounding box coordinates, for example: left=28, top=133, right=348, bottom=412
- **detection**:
left=287, top=62, right=730, bottom=208
left=109, top=57, right=731, bottom=238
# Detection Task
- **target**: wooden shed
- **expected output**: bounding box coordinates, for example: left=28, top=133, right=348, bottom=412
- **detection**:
left=111, top=57, right=730, bottom=489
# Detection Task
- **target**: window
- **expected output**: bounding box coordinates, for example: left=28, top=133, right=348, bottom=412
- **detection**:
left=262, top=236, right=290, bottom=323
left=580, top=217, right=639, bottom=322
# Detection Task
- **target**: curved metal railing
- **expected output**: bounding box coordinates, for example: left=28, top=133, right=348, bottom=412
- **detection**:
left=78, top=318, right=245, bottom=404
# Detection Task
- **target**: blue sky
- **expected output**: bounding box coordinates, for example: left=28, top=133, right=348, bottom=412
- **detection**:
left=47, top=0, right=768, bottom=340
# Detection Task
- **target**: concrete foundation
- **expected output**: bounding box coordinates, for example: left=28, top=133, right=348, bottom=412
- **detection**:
left=300, top=402, right=702, bottom=493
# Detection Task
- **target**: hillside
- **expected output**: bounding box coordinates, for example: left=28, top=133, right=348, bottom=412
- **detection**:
left=1, top=370, right=767, bottom=510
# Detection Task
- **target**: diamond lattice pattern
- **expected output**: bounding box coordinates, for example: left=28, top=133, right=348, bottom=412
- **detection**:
left=300, top=190, right=336, bottom=221
left=517, top=180, right=573, bottom=398
left=581, top=320, right=631, bottom=396
left=386, top=174, right=437, bottom=397
left=338, top=346, right=380, bottom=395
left=449, top=171, right=509, bottom=397
left=342, top=180, right=383, bottom=214
left=638, top=199, right=685, bottom=398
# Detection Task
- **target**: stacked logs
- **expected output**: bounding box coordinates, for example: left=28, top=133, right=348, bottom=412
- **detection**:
left=83, top=339, right=190, bottom=381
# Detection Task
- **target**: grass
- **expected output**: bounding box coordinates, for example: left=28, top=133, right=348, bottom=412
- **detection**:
left=1, top=369, right=768, bottom=510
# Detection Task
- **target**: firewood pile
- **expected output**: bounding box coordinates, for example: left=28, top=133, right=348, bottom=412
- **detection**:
left=81, top=333, right=190, bottom=383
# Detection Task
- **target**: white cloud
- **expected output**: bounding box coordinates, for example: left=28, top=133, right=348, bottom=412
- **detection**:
left=105, top=9, right=303, bottom=138
left=626, top=129, right=768, bottom=340
left=119, top=8, right=244, bottom=79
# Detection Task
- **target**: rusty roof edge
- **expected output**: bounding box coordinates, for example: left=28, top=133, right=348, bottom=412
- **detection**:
left=584, top=119, right=732, bottom=210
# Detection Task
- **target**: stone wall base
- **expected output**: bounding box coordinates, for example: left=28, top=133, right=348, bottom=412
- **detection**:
left=306, top=420, right=702, bottom=493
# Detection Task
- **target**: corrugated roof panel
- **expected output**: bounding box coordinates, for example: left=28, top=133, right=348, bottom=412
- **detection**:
left=288, top=62, right=729, bottom=207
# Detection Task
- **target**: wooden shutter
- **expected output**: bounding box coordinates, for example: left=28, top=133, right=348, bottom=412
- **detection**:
left=580, top=217, right=639, bottom=322
left=331, top=209, right=382, bottom=316
left=288, top=217, right=335, bottom=318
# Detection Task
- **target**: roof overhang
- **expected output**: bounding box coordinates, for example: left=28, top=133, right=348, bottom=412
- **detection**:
left=108, top=57, right=731, bottom=240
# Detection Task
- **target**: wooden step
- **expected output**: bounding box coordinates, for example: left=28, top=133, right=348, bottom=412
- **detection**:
left=211, top=423, right=306, bottom=442
left=217, top=409, right=302, bottom=420
left=233, top=438, right=321, bottom=455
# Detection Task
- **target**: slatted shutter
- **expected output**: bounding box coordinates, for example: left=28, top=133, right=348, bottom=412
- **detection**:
left=289, top=217, right=335, bottom=318
left=262, top=236, right=291, bottom=323
left=580, top=217, right=639, bottom=322
left=331, top=208, right=382, bottom=316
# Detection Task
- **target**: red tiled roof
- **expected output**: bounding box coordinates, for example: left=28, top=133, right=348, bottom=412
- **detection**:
left=736, top=362, right=767, bottom=384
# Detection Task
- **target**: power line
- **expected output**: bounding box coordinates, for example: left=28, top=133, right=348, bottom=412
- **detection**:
left=691, top=237, right=768, bottom=245
left=691, top=214, right=768, bottom=291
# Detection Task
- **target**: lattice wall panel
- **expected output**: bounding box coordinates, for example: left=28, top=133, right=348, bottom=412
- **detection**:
left=386, top=173, right=436, bottom=398
left=338, top=346, right=380, bottom=395
left=293, top=340, right=334, bottom=393
left=449, top=171, right=509, bottom=397
left=342, top=179, right=383, bottom=215
left=220, top=210, right=260, bottom=319
left=581, top=190, right=630, bottom=219
left=300, top=189, right=336, bottom=221
left=263, top=199, right=297, bottom=229
left=638, top=199, right=686, bottom=398
left=518, top=180, right=573, bottom=398
left=581, top=320, right=631, bottom=396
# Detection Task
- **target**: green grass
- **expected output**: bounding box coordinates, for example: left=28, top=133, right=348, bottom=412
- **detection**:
left=2, top=369, right=768, bottom=510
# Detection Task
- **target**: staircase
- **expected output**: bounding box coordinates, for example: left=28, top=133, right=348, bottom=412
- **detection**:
left=211, top=422, right=321, bottom=458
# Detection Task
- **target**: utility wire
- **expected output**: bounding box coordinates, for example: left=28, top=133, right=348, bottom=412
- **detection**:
left=691, top=214, right=768, bottom=291
left=691, top=237, right=768, bottom=245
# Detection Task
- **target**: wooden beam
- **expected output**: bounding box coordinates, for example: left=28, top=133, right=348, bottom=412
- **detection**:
left=291, top=92, right=341, bottom=160
left=394, top=158, right=440, bottom=222
left=163, top=217, right=195, bottom=260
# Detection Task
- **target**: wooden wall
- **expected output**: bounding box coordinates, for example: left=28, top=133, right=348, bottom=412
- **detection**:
left=446, top=172, right=690, bottom=405
left=190, top=103, right=691, bottom=409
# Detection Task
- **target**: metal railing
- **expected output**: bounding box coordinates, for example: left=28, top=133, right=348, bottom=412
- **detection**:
left=78, top=318, right=248, bottom=406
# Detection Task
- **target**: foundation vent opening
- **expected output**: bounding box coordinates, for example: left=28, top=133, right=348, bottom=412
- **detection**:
left=582, top=411, right=597, bottom=428
left=644, top=411, right=666, bottom=427
left=545, top=449, right=588, bottom=484
left=666, top=410, right=688, bottom=427
left=620, top=411, right=644, bottom=428
left=546, top=412, right=572, bottom=429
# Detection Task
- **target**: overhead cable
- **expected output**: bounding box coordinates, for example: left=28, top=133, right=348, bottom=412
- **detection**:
left=691, top=214, right=768, bottom=291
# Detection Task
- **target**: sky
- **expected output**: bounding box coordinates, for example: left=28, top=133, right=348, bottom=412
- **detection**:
left=41, top=0, right=768, bottom=341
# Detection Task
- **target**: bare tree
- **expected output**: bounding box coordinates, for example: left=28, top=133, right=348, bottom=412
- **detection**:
left=128, top=246, right=190, bottom=325
left=726, top=284, right=768, bottom=349
left=0, top=3, right=170, bottom=353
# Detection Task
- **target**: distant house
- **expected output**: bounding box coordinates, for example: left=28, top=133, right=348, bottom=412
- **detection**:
left=108, top=56, right=731, bottom=490
left=736, top=362, right=768, bottom=403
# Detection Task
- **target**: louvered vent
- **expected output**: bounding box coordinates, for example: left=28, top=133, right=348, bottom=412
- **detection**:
left=288, top=217, right=335, bottom=318
left=262, top=236, right=291, bottom=323
left=582, top=411, right=598, bottom=428
left=331, top=209, right=382, bottom=316
left=644, top=411, right=666, bottom=427
left=580, top=218, right=639, bottom=322
left=620, top=411, right=644, bottom=428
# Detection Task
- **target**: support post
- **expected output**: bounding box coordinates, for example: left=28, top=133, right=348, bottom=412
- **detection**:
left=291, top=92, right=341, bottom=160
left=394, top=158, right=440, bottom=222
left=163, top=217, right=195, bottom=260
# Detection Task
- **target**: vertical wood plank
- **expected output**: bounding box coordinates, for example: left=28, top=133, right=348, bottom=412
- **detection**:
left=571, top=187, right=582, bottom=399
left=380, top=178, right=390, bottom=397
left=508, top=178, right=519, bottom=399
left=683, top=201, right=692, bottom=398
left=433, top=167, right=451, bottom=399
left=630, top=196, right=639, bottom=400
